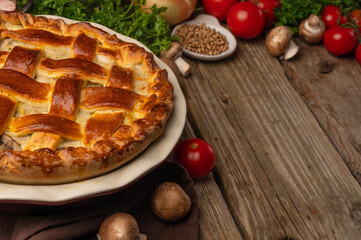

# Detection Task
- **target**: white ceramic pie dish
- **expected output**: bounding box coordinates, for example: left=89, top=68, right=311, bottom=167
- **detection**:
left=0, top=15, right=187, bottom=204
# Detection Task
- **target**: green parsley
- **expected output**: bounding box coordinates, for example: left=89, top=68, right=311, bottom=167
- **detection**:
left=274, top=0, right=361, bottom=34
left=18, top=0, right=175, bottom=55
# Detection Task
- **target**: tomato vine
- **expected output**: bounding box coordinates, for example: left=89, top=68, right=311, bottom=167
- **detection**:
left=274, top=0, right=361, bottom=34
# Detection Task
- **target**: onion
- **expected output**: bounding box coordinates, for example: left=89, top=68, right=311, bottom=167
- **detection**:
left=141, top=0, right=197, bottom=26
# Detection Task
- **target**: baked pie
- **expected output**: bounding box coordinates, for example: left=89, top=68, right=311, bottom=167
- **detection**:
left=0, top=11, right=174, bottom=184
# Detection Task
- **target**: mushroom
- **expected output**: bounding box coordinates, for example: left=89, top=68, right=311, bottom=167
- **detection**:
left=151, top=181, right=191, bottom=222
left=160, top=42, right=191, bottom=77
left=0, top=134, right=21, bottom=151
left=299, top=14, right=326, bottom=44
left=0, top=0, right=16, bottom=11
left=265, top=26, right=300, bottom=60
left=97, top=213, right=147, bottom=240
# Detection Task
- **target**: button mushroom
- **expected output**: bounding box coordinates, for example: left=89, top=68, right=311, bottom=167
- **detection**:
left=265, top=25, right=300, bottom=60
left=0, top=0, right=16, bottom=11
left=0, top=134, right=21, bottom=151
left=299, top=14, right=326, bottom=44
left=151, top=182, right=191, bottom=222
left=160, top=42, right=191, bottom=77
left=97, top=213, right=147, bottom=240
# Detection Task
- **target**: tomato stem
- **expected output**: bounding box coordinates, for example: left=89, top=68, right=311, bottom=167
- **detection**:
left=342, top=14, right=361, bottom=43
left=190, top=143, right=198, bottom=149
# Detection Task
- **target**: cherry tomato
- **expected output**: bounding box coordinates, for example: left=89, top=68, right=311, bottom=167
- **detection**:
left=356, top=44, right=361, bottom=66
left=249, top=0, right=280, bottom=27
left=321, top=5, right=349, bottom=28
left=351, top=9, right=361, bottom=27
left=227, top=1, right=265, bottom=39
left=173, top=138, right=215, bottom=179
left=203, top=0, right=238, bottom=21
left=323, top=26, right=358, bottom=56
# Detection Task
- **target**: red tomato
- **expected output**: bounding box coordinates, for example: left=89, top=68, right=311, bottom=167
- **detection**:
left=173, top=138, right=215, bottom=179
left=323, top=26, right=358, bottom=56
left=351, top=9, right=361, bottom=27
left=356, top=44, right=361, bottom=66
left=203, top=0, right=238, bottom=21
left=321, top=5, right=349, bottom=28
left=249, top=0, right=281, bottom=27
left=227, top=1, right=265, bottom=39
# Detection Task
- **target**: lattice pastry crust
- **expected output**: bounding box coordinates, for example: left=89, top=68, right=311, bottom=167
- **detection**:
left=0, top=11, right=173, bottom=184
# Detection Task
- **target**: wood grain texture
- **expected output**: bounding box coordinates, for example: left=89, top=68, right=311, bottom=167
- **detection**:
left=179, top=120, right=243, bottom=240
left=282, top=38, right=361, bottom=184
left=179, top=37, right=361, bottom=239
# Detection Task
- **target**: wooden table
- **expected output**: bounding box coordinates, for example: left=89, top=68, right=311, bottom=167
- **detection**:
left=180, top=36, right=361, bottom=239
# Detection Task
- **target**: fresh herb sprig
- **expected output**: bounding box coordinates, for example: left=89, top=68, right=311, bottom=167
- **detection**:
left=274, top=0, right=361, bottom=34
left=18, top=0, right=175, bottom=55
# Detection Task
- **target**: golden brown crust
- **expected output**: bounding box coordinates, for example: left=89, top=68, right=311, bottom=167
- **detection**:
left=0, top=95, right=16, bottom=133
left=0, top=11, right=174, bottom=185
left=3, top=46, right=41, bottom=77
left=39, top=58, right=107, bottom=81
left=106, top=65, right=134, bottom=90
left=0, top=69, right=51, bottom=102
left=2, top=29, right=75, bottom=46
left=49, top=77, right=83, bottom=119
left=72, top=33, right=97, bottom=61
left=9, top=114, right=83, bottom=140
left=83, top=112, right=124, bottom=146
left=80, top=87, right=140, bottom=110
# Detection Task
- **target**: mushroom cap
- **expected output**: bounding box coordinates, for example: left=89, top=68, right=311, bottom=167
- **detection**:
left=299, top=14, right=326, bottom=44
left=98, top=213, right=140, bottom=240
left=151, top=181, right=191, bottom=222
left=265, top=26, right=293, bottom=57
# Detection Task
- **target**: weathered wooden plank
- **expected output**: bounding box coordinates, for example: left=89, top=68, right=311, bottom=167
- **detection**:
left=179, top=37, right=361, bottom=240
left=162, top=56, right=242, bottom=239
left=282, top=38, right=361, bottom=184
left=180, top=120, right=243, bottom=240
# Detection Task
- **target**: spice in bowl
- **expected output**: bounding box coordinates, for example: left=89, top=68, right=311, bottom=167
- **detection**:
left=175, top=23, right=229, bottom=56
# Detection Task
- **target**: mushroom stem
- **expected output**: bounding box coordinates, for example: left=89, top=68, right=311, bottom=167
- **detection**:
left=299, top=14, right=326, bottom=44
left=265, top=25, right=300, bottom=60
left=161, top=42, right=183, bottom=60
left=139, top=233, right=147, bottom=240
left=160, top=42, right=191, bottom=77
left=283, top=40, right=300, bottom=60
left=174, top=57, right=191, bottom=77
left=304, top=14, right=323, bottom=34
